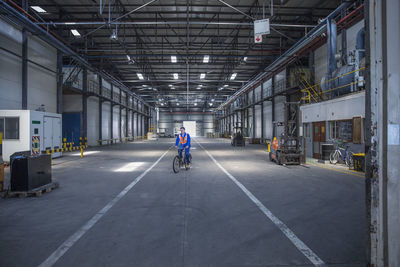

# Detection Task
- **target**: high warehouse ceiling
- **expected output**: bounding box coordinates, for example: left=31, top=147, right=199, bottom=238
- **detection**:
left=18, top=0, right=341, bottom=111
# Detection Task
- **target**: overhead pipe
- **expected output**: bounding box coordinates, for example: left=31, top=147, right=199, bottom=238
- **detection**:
left=0, top=0, right=151, bottom=108
left=218, top=1, right=352, bottom=109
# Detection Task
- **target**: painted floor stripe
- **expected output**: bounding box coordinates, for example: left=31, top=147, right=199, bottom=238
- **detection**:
left=308, top=162, right=365, bottom=178
left=38, top=148, right=171, bottom=267
left=196, top=141, right=325, bottom=266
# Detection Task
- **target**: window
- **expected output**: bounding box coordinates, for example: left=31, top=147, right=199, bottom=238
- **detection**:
left=329, top=121, right=339, bottom=139
left=0, top=117, right=19, bottom=139
left=329, top=120, right=352, bottom=141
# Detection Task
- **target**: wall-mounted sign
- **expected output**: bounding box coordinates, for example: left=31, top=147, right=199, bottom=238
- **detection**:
left=32, top=136, right=40, bottom=155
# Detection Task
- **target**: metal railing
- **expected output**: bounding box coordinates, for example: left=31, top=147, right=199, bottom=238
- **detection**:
left=301, top=67, right=366, bottom=104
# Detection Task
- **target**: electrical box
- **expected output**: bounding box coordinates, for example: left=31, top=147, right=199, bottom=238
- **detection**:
left=0, top=110, right=62, bottom=162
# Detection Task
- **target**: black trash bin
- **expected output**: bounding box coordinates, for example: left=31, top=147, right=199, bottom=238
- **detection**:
left=10, top=151, right=52, bottom=191
left=321, top=144, right=334, bottom=160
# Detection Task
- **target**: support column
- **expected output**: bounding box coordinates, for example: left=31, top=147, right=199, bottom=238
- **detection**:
left=367, top=0, right=400, bottom=265
left=136, top=99, right=139, bottom=138
left=110, top=84, right=114, bottom=141
left=56, top=51, right=63, bottom=114
left=119, top=89, right=122, bottom=140
left=272, top=75, right=276, bottom=138
left=252, top=91, right=256, bottom=139
left=126, top=96, right=129, bottom=138
left=21, top=0, right=28, bottom=109
left=98, top=77, right=102, bottom=142
left=261, top=81, right=264, bottom=140
left=82, top=68, right=88, bottom=139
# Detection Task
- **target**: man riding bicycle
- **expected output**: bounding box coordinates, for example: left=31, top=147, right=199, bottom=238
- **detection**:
left=175, top=127, right=191, bottom=168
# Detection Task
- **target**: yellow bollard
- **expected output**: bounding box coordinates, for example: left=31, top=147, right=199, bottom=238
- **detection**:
left=80, top=146, right=83, bottom=158
left=267, top=142, right=271, bottom=152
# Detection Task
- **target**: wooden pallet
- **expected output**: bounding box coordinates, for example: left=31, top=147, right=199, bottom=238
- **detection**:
left=3, top=181, right=60, bottom=198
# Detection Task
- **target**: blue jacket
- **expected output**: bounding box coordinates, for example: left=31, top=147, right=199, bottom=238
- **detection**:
left=176, top=132, right=191, bottom=148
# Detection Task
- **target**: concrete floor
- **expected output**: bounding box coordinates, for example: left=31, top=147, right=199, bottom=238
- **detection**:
left=0, top=138, right=365, bottom=267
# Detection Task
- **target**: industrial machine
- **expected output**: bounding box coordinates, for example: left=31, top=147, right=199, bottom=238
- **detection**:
left=10, top=151, right=52, bottom=191
left=269, top=102, right=304, bottom=165
left=231, top=122, right=245, bottom=146
left=0, top=110, right=62, bottom=162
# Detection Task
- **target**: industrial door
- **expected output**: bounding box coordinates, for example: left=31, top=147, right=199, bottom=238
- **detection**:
left=313, top=121, right=326, bottom=159
left=43, top=116, right=62, bottom=149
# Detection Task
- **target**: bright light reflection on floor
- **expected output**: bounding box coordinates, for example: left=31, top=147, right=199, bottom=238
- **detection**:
left=71, top=151, right=100, bottom=156
left=114, top=162, right=145, bottom=172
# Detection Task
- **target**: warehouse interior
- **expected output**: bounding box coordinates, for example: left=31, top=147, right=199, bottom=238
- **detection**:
left=0, top=0, right=399, bottom=266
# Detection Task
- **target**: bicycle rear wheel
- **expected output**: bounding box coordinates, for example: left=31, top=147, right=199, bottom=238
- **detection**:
left=330, top=151, right=339, bottom=164
left=173, top=156, right=181, bottom=173
left=345, top=152, right=354, bottom=168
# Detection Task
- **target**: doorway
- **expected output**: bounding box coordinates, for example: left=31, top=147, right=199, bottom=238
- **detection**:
left=312, top=121, right=326, bottom=159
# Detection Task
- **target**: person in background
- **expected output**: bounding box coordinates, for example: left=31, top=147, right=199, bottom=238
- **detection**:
left=175, top=127, right=191, bottom=168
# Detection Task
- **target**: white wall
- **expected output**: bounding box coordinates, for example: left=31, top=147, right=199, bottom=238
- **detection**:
left=274, top=96, right=286, bottom=137
left=121, top=108, right=126, bottom=138
left=0, top=19, right=57, bottom=112
left=301, top=91, right=365, bottom=123
left=112, top=106, right=120, bottom=140
left=87, top=96, right=99, bottom=146
left=263, top=101, right=273, bottom=140
left=255, top=105, right=262, bottom=138
left=102, top=102, right=111, bottom=139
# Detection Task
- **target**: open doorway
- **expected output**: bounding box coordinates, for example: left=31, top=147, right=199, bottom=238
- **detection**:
left=183, top=121, right=197, bottom=137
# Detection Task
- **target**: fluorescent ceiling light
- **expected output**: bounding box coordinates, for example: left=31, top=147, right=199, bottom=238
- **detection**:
left=31, top=6, right=46, bottom=13
left=230, top=73, right=237, bottom=80
left=224, top=84, right=229, bottom=87
left=171, top=56, right=177, bottom=63
left=173, top=73, right=179, bottom=79
left=65, top=22, right=76, bottom=25
left=71, top=29, right=81, bottom=37
left=168, top=84, right=173, bottom=87
left=161, top=103, right=164, bottom=106
left=137, top=73, right=144, bottom=80
left=243, top=56, right=248, bottom=61
left=211, top=99, right=215, bottom=102
left=142, top=84, right=147, bottom=87
left=177, top=103, right=180, bottom=106
left=194, top=103, right=197, bottom=106
left=203, top=55, right=209, bottom=63
left=196, top=87, right=201, bottom=90
left=200, top=73, right=206, bottom=79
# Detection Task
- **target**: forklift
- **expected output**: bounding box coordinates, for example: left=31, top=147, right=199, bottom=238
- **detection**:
left=269, top=102, right=304, bottom=165
left=231, top=122, right=245, bottom=146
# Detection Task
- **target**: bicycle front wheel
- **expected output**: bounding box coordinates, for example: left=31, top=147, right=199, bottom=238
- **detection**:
left=330, top=151, right=339, bottom=164
left=173, top=156, right=181, bottom=173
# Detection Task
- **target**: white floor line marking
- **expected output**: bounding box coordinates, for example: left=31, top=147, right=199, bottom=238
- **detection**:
left=38, top=148, right=171, bottom=267
left=196, top=141, right=325, bottom=266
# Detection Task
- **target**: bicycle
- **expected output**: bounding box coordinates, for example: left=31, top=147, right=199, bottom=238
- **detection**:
left=173, top=149, right=192, bottom=173
left=329, top=140, right=354, bottom=167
